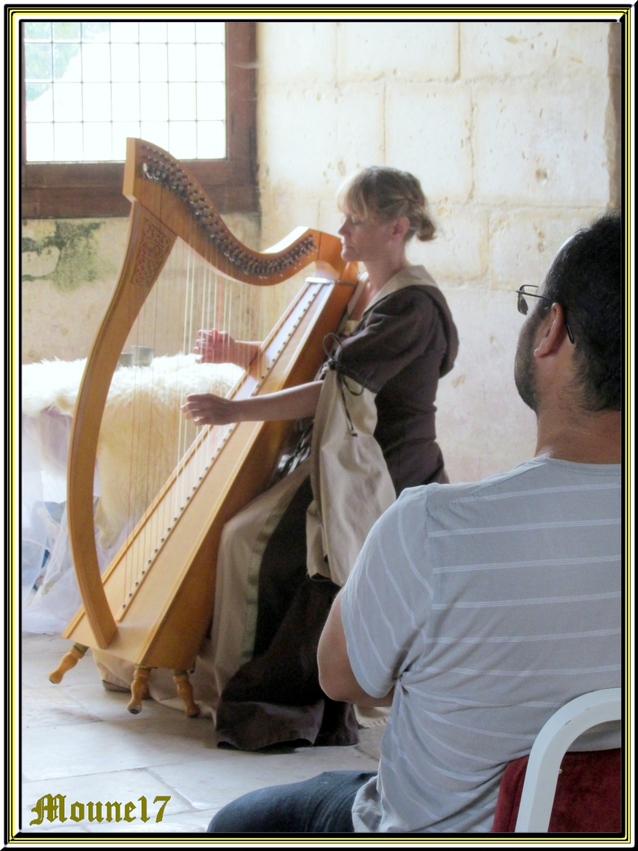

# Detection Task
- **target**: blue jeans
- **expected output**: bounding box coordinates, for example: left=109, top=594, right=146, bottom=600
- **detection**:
left=207, top=770, right=376, bottom=833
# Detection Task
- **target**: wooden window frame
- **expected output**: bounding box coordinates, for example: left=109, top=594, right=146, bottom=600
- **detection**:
left=20, top=20, right=258, bottom=218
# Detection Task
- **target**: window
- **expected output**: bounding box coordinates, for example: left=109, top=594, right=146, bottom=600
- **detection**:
left=21, top=20, right=257, bottom=218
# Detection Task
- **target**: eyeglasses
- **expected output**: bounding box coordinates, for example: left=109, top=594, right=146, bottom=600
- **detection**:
left=516, top=285, right=574, bottom=344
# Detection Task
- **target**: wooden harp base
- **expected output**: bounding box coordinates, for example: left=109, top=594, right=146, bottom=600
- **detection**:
left=49, top=650, right=201, bottom=718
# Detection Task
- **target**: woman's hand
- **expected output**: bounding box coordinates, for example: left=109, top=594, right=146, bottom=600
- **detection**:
left=181, top=393, right=237, bottom=426
left=193, top=330, right=259, bottom=367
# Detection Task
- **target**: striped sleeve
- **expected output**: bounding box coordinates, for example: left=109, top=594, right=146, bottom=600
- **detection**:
left=341, top=488, right=435, bottom=698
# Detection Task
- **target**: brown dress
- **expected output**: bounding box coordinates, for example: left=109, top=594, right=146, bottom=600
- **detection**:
left=215, top=266, right=459, bottom=751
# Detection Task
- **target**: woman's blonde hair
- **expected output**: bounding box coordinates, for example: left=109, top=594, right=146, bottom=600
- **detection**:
left=337, top=166, right=436, bottom=242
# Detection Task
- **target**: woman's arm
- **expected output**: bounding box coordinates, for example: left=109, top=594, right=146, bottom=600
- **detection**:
left=181, top=380, right=323, bottom=426
left=194, top=329, right=260, bottom=367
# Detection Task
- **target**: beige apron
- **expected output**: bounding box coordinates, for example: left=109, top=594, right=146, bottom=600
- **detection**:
left=306, top=264, right=441, bottom=586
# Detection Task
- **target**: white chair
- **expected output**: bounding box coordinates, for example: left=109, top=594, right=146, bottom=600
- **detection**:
left=514, top=688, right=622, bottom=831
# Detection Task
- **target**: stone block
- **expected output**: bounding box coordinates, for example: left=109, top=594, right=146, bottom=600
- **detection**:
left=473, top=79, right=610, bottom=206
left=489, top=208, right=603, bottom=291
left=338, top=21, right=458, bottom=82
left=258, top=22, right=337, bottom=86
left=410, top=205, right=489, bottom=285
left=258, top=84, right=384, bottom=197
left=385, top=84, right=473, bottom=203
left=461, top=21, right=610, bottom=80
left=435, top=287, right=537, bottom=483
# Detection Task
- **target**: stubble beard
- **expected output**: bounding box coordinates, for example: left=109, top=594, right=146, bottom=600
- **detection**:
left=514, top=315, right=541, bottom=413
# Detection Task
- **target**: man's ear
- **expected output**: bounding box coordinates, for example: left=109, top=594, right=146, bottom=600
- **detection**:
left=534, top=303, right=570, bottom=358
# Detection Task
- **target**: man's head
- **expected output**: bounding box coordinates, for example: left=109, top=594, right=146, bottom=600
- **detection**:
left=514, top=212, right=622, bottom=414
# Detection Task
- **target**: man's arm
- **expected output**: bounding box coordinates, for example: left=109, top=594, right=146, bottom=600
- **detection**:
left=317, top=591, right=394, bottom=707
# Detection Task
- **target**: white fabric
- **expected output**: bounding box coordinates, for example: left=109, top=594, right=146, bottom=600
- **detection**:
left=342, top=456, right=621, bottom=833
left=21, top=355, right=241, bottom=633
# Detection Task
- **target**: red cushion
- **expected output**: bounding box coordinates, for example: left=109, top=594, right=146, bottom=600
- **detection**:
left=492, top=749, right=621, bottom=833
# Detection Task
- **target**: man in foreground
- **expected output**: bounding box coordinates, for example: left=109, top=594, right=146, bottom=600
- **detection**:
left=207, top=212, right=622, bottom=833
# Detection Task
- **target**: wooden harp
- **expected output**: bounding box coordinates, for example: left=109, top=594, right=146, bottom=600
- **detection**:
left=49, top=138, right=358, bottom=712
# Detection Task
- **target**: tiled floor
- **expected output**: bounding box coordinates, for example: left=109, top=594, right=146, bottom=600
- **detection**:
left=20, top=632, right=382, bottom=836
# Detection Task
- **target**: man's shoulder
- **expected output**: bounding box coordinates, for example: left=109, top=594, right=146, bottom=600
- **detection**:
left=397, top=456, right=621, bottom=515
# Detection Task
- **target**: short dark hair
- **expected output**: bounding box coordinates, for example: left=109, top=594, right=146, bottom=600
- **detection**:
left=542, top=212, right=622, bottom=411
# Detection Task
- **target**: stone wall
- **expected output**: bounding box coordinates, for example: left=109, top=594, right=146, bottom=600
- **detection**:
left=257, top=20, right=619, bottom=481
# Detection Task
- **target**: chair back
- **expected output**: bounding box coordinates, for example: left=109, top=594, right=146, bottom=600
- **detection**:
left=492, top=688, right=621, bottom=833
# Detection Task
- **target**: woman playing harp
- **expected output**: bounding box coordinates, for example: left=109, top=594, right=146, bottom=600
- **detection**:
left=97, top=167, right=459, bottom=749
left=49, top=137, right=357, bottom=713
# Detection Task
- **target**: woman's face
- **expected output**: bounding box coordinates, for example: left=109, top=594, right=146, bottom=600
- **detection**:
left=338, top=209, right=396, bottom=263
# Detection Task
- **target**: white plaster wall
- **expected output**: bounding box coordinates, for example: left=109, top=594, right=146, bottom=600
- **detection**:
left=257, top=20, right=616, bottom=482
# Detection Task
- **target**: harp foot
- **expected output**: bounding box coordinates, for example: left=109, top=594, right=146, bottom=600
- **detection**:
left=128, top=666, right=151, bottom=714
left=49, top=643, right=88, bottom=684
left=173, top=670, right=200, bottom=717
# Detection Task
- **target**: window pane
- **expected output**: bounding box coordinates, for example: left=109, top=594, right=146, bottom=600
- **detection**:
left=197, top=121, right=225, bottom=159
left=25, top=43, right=52, bottom=81
left=54, top=123, right=84, bottom=160
left=140, top=82, right=168, bottom=121
left=54, top=83, right=82, bottom=122
left=168, top=82, right=196, bottom=121
left=26, top=83, right=53, bottom=121
left=54, top=43, right=81, bottom=81
left=52, top=22, right=81, bottom=42
left=196, top=43, right=225, bottom=82
left=24, top=22, right=52, bottom=41
left=111, top=44, right=139, bottom=82
left=82, top=22, right=110, bottom=43
left=111, top=22, right=138, bottom=43
left=83, top=83, right=111, bottom=121
left=112, top=82, right=139, bottom=121
left=196, top=82, right=225, bottom=121
left=82, top=43, right=111, bottom=82
left=27, top=123, right=54, bottom=160
left=140, top=44, right=167, bottom=82
left=168, top=44, right=195, bottom=82
left=84, top=123, right=113, bottom=159
left=139, top=22, right=167, bottom=42
left=195, top=22, right=224, bottom=43
left=167, top=22, right=195, bottom=43
left=169, top=122, right=197, bottom=159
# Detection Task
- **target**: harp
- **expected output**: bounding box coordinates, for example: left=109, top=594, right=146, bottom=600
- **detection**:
left=49, top=138, right=358, bottom=713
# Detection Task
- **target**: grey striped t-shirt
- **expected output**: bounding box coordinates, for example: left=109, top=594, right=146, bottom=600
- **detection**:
left=341, top=456, right=621, bottom=833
